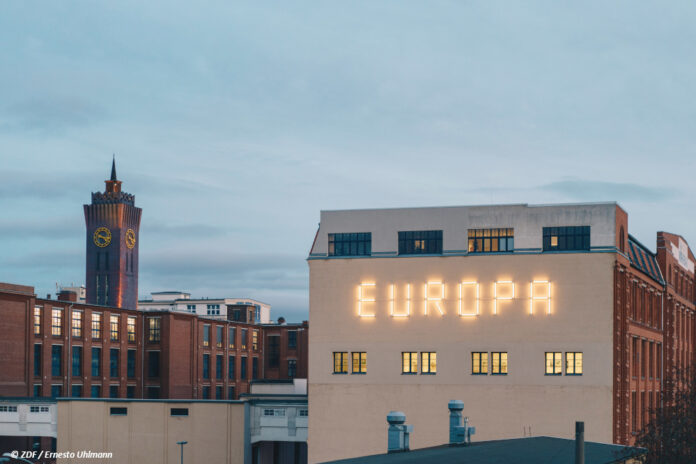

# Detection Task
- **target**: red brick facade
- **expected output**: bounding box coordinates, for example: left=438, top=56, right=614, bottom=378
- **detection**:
left=0, top=283, right=308, bottom=400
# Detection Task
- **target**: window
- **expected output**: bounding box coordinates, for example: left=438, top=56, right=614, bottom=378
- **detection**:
left=72, top=311, right=83, bottom=338
left=34, top=344, right=41, bottom=377
left=109, top=385, right=119, bottom=398
left=566, top=352, right=583, bottom=375
left=206, top=304, right=220, bottom=315
left=52, top=308, right=62, bottom=336
left=402, top=352, right=418, bottom=374
left=110, top=407, right=127, bottom=415
left=288, top=331, right=297, bottom=349
left=543, top=226, right=590, bottom=252
left=288, top=359, right=297, bottom=378
left=472, top=352, right=488, bottom=375
left=203, top=354, right=210, bottom=379
left=216, top=385, right=223, bottom=399
left=51, top=345, right=62, bottom=376
left=91, top=385, right=101, bottom=398
left=171, top=408, right=189, bottom=417
left=186, top=304, right=195, bottom=312
left=216, top=355, right=223, bottom=379
left=299, top=409, right=308, bottom=417
left=92, top=313, right=102, bottom=340
left=491, top=352, right=508, bottom=375
left=34, top=306, right=42, bottom=335
left=241, top=329, right=248, bottom=349
left=0, top=406, right=18, bottom=412
left=71, top=385, right=82, bottom=397
left=127, top=350, right=136, bottom=378
left=352, top=352, right=367, bottom=374
left=267, top=335, right=280, bottom=368
left=203, top=325, right=210, bottom=347
left=50, top=385, right=62, bottom=398
left=110, top=349, right=119, bottom=378
left=545, top=352, right=562, bottom=375
left=333, top=352, right=349, bottom=374
left=263, top=408, right=286, bottom=417
left=110, top=315, right=119, bottom=341
left=252, top=330, right=259, bottom=351
left=91, top=347, right=101, bottom=377
left=421, top=352, right=436, bottom=374
left=72, top=346, right=82, bottom=377
left=29, top=406, right=49, bottom=413
left=252, top=357, right=258, bottom=379
left=202, top=386, right=210, bottom=399
left=328, top=232, right=372, bottom=256
left=127, top=317, right=136, bottom=343
left=468, top=228, right=514, bottom=253
left=399, top=230, right=443, bottom=255
left=632, top=337, right=639, bottom=378
left=228, top=386, right=235, bottom=400
left=33, top=385, right=42, bottom=397
left=127, top=385, right=135, bottom=398
left=146, top=386, right=160, bottom=399
left=216, top=326, right=223, bottom=348
left=228, top=327, right=235, bottom=349
left=147, top=351, right=160, bottom=378
left=241, top=357, right=247, bottom=379
left=148, top=318, right=160, bottom=343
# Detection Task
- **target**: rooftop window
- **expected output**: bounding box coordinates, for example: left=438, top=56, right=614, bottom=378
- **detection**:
left=398, top=230, right=442, bottom=255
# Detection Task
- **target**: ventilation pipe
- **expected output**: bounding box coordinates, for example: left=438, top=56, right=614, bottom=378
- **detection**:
left=575, top=421, right=585, bottom=464
left=448, top=400, right=475, bottom=445
left=387, top=411, right=412, bottom=453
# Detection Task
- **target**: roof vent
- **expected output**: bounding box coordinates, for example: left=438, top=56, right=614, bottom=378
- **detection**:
left=448, top=400, right=475, bottom=445
left=387, top=411, right=412, bottom=453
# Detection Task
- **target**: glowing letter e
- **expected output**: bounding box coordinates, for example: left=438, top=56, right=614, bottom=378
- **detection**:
left=358, top=283, right=376, bottom=318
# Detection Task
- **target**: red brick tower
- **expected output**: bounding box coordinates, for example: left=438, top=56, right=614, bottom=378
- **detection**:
left=84, top=158, right=142, bottom=309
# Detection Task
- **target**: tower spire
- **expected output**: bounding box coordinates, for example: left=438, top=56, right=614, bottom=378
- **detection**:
left=110, top=154, right=118, bottom=181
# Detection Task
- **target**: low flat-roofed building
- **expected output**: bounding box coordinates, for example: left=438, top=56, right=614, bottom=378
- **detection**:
left=139, top=292, right=271, bottom=323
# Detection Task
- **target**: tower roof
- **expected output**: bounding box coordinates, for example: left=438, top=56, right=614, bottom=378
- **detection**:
left=110, top=155, right=118, bottom=181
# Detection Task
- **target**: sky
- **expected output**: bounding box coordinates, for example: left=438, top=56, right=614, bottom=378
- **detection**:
left=1, top=1, right=696, bottom=322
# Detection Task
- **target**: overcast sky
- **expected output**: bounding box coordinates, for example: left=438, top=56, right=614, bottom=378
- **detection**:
left=1, top=1, right=695, bottom=321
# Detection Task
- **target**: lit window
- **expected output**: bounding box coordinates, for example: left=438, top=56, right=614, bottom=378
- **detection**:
left=333, top=352, right=348, bottom=374
left=399, top=231, right=443, bottom=255
left=491, top=352, right=508, bottom=375
left=566, top=352, right=583, bottom=375
left=468, top=229, right=514, bottom=253
left=34, top=306, right=42, bottom=336
left=228, top=327, right=235, bottom=349
left=328, top=233, right=372, bottom=256
left=51, top=309, right=62, bottom=336
left=216, top=326, right=223, bottom=348
left=472, top=352, right=488, bottom=375
left=545, top=352, right=562, bottom=375
left=352, top=352, right=367, bottom=374
left=402, top=352, right=418, bottom=374
left=92, top=313, right=102, bottom=340
left=421, top=352, right=436, bottom=374
left=72, top=311, right=83, bottom=338
left=203, top=325, right=210, bottom=347
left=543, top=226, right=590, bottom=251
left=148, top=318, right=160, bottom=343
left=127, top=317, right=136, bottom=343
left=241, top=329, right=248, bottom=350
left=110, top=315, right=119, bottom=341
left=252, top=330, right=259, bottom=351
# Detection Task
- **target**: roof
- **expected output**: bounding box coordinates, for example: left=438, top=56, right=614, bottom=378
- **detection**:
left=628, top=235, right=664, bottom=284
left=322, top=437, right=645, bottom=464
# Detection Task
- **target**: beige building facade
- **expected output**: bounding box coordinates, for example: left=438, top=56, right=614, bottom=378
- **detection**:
left=307, top=204, right=631, bottom=463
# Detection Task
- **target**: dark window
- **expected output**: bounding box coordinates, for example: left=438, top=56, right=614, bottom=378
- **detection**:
left=71, top=385, right=82, bottom=397
left=203, top=325, right=210, bottom=347
left=146, top=386, right=159, bottom=399
left=90, top=385, right=101, bottom=398
left=328, top=232, right=372, bottom=256
left=202, top=386, right=210, bottom=399
left=109, top=385, right=119, bottom=398
left=127, top=350, right=136, bottom=378
left=398, top=230, right=443, bottom=255
left=33, top=385, right=42, bottom=397
left=241, top=329, right=248, bottom=349
left=241, top=357, right=247, bottom=380
left=72, top=346, right=82, bottom=377
left=288, top=331, right=297, bottom=349
left=229, top=356, right=236, bottom=380
left=51, top=345, right=62, bottom=377
left=110, top=349, right=119, bottom=378
left=34, top=344, right=41, bottom=377
left=216, top=326, right=223, bottom=348
left=228, top=386, right=235, bottom=400
left=50, top=385, right=62, bottom=398
left=268, top=335, right=280, bottom=368
left=468, top=228, right=514, bottom=253
left=110, top=407, right=127, bottom=415
left=216, top=355, right=223, bottom=379
left=91, top=347, right=101, bottom=377
left=171, top=408, right=189, bottom=417
left=215, top=385, right=223, bottom=399
left=148, top=351, right=160, bottom=378
left=126, top=386, right=135, bottom=398
left=543, top=226, right=590, bottom=252
left=203, top=354, right=210, bottom=379
left=252, top=357, right=258, bottom=379
left=288, top=359, right=297, bottom=378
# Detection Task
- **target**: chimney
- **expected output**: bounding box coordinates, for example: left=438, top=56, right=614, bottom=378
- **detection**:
left=575, top=421, right=584, bottom=464
left=448, top=400, right=475, bottom=445
left=387, top=411, right=412, bottom=453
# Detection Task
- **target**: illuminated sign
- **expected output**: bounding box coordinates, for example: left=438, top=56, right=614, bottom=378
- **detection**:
left=357, top=280, right=551, bottom=318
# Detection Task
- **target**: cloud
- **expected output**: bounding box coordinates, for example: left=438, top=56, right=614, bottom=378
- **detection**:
left=0, top=97, right=107, bottom=135
left=540, top=179, right=677, bottom=202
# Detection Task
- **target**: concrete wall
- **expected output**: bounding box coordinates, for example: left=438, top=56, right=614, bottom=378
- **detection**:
left=57, top=400, right=246, bottom=464
left=308, top=252, right=615, bottom=463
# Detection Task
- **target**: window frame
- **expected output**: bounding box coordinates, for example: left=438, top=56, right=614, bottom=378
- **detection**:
left=545, top=352, right=563, bottom=375
left=398, top=230, right=443, bottom=255
left=472, top=352, right=488, bottom=375
left=421, top=352, right=437, bottom=375
left=468, top=228, right=514, bottom=254
left=565, top=352, right=583, bottom=375
left=491, top=352, right=508, bottom=375
left=351, top=352, right=367, bottom=374
left=333, top=352, right=348, bottom=374
left=328, top=232, right=372, bottom=257
left=542, top=226, right=590, bottom=252
left=401, top=352, right=418, bottom=375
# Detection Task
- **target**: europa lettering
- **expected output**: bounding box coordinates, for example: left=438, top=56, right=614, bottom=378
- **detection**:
left=357, top=281, right=551, bottom=318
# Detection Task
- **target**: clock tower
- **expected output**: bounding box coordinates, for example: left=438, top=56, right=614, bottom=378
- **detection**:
left=84, top=158, right=142, bottom=309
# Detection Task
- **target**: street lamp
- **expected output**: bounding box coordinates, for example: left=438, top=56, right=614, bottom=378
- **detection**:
left=176, top=441, right=187, bottom=464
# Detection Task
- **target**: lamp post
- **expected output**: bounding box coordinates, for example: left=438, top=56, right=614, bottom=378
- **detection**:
left=176, top=441, right=187, bottom=464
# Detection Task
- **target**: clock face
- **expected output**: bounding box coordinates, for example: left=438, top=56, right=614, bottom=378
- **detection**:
left=125, top=229, right=136, bottom=249
left=93, top=227, right=112, bottom=247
